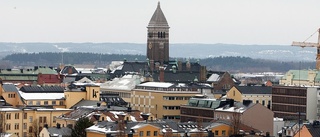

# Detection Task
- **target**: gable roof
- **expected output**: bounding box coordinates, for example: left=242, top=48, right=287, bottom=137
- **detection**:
left=235, top=86, right=272, bottom=94
left=20, top=86, right=64, bottom=93
left=2, top=84, right=18, bottom=92
left=305, top=123, right=320, bottom=137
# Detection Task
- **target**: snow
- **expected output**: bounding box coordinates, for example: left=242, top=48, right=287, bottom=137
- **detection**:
left=130, top=115, right=137, bottom=122
left=18, top=90, right=65, bottom=100
left=207, top=74, right=220, bottom=82
left=138, top=82, right=173, bottom=88
left=0, top=108, right=21, bottom=111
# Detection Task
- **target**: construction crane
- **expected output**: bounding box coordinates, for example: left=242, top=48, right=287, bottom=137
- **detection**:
left=292, top=28, right=320, bottom=70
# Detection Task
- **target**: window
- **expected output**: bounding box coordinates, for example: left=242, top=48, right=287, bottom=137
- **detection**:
left=59, top=101, right=64, bottom=105
left=44, top=101, right=48, bottom=105
left=43, top=117, right=47, bottom=123
left=256, top=100, right=259, bottom=104
left=139, top=131, right=144, bottom=137
left=215, top=130, right=219, bottom=135
left=23, top=132, right=27, bottom=137
left=262, top=100, right=265, bottom=106
left=6, top=113, right=11, bottom=120
left=28, top=101, right=33, bottom=105
left=23, top=123, right=27, bottom=130
left=36, top=101, right=40, bottom=105
left=28, top=126, right=33, bottom=133
left=52, top=101, right=56, bottom=105
left=154, top=131, right=158, bottom=136
left=53, top=116, right=56, bottom=123
left=15, top=113, right=19, bottom=119
left=29, top=116, right=33, bottom=123
left=222, top=130, right=226, bottom=135
left=39, top=117, right=43, bottom=123
left=6, top=123, right=10, bottom=130
left=23, top=113, right=27, bottom=119
left=14, top=123, right=19, bottom=130
left=147, top=131, right=151, bottom=136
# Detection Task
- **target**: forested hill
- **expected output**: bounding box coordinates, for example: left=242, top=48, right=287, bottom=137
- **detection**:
left=2, top=52, right=315, bottom=73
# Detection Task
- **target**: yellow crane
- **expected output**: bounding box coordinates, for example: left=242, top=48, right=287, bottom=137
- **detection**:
left=292, top=28, right=320, bottom=69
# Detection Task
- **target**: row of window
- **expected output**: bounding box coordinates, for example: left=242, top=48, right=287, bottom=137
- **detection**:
left=148, top=32, right=167, bottom=39
left=139, top=131, right=158, bottom=137
left=27, top=100, right=64, bottom=106
left=8, top=93, right=16, bottom=98
left=163, top=106, right=180, bottom=110
left=163, top=96, right=191, bottom=100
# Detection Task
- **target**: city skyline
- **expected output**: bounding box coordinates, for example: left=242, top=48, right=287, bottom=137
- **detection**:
left=1, top=0, right=320, bottom=45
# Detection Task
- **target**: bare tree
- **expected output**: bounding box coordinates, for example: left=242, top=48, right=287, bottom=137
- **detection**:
left=196, top=117, right=203, bottom=137
left=29, top=119, right=39, bottom=137
left=231, top=109, right=241, bottom=135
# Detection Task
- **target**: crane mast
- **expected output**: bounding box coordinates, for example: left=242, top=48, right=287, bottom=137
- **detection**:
left=292, top=28, right=320, bottom=70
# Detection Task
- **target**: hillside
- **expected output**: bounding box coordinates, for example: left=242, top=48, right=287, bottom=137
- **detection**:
left=2, top=52, right=315, bottom=73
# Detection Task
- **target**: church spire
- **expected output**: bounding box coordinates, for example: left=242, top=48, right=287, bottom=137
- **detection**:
left=148, top=1, right=169, bottom=27
left=147, top=2, right=170, bottom=64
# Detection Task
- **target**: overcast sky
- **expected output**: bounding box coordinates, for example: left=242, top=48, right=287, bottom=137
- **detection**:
left=1, top=0, right=320, bottom=45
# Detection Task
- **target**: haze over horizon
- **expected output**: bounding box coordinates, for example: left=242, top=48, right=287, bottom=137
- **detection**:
left=1, top=0, right=320, bottom=45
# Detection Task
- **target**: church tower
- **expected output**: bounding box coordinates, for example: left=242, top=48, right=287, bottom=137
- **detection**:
left=147, top=2, right=170, bottom=64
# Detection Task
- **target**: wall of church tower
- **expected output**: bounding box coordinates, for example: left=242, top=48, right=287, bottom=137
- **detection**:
left=147, top=27, right=169, bottom=64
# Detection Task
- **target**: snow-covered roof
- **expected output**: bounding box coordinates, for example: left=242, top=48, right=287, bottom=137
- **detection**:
left=138, top=82, right=174, bottom=88
left=207, top=74, right=220, bottom=82
left=100, top=74, right=141, bottom=90
left=18, top=90, right=65, bottom=100
left=0, top=108, right=21, bottom=111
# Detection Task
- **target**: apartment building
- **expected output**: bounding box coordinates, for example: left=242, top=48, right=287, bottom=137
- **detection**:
left=279, top=69, right=320, bottom=86
left=0, top=107, right=71, bottom=137
left=272, top=86, right=320, bottom=121
left=131, top=82, right=203, bottom=120
left=180, top=98, right=274, bottom=135
left=226, top=85, right=272, bottom=108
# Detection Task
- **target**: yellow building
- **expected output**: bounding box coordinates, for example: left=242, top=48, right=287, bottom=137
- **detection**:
left=86, top=120, right=259, bottom=137
left=279, top=69, right=320, bottom=86
left=0, top=107, right=71, bottom=137
left=132, top=82, right=201, bottom=120
left=226, top=85, right=272, bottom=108
left=64, top=84, right=100, bottom=108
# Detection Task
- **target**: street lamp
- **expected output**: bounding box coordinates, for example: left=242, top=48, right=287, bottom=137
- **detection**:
left=297, top=112, right=305, bottom=137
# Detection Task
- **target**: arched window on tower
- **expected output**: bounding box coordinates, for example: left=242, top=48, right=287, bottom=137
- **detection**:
left=148, top=32, right=153, bottom=38
left=158, top=32, right=160, bottom=38
left=163, top=32, right=166, bottom=38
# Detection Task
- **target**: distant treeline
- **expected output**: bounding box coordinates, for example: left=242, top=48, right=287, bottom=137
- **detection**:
left=1, top=52, right=315, bottom=73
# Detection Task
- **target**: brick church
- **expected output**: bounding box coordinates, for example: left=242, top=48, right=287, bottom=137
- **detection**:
left=109, top=2, right=207, bottom=83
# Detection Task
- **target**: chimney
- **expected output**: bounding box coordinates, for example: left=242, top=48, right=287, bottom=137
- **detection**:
left=159, top=66, right=165, bottom=82
left=228, top=99, right=234, bottom=107
left=56, top=123, right=61, bottom=129
left=150, top=60, right=154, bottom=71
left=155, top=62, right=160, bottom=70
left=243, top=100, right=252, bottom=106
left=127, top=103, right=132, bottom=112
left=141, top=113, right=149, bottom=123
left=178, top=60, right=182, bottom=71
left=186, top=61, right=191, bottom=71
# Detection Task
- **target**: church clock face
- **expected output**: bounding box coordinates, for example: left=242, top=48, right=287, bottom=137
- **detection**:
left=159, top=42, right=164, bottom=49
left=148, top=42, right=153, bottom=49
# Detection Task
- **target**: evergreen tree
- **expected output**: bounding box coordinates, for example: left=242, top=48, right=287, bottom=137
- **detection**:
left=71, top=117, right=93, bottom=137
